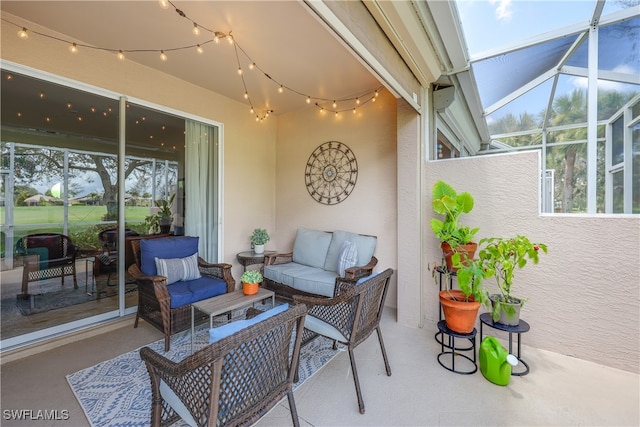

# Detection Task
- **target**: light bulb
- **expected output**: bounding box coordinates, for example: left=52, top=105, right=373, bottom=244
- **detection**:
left=117, top=50, right=125, bottom=61
left=278, top=85, right=284, bottom=93
left=39, top=92, right=45, bottom=99
left=192, top=23, right=200, bottom=36
left=353, top=108, right=356, bottom=114
left=255, top=116, right=259, bottom=122
left=237, top=67, right=243, bottom=75
left=227, top=35, right=233, bottom=44
left=67, top=102, right=72, bottom=109
left=356, top=98, right=360, bottom=105
left=18, top=28, right=28, bottom=39
left=250, top=107, right=254, bottom=114
left=244, top=92, right=249, bottom=99
left=214, top=37, right=220, bottom=44
left=196, top=44, right=203, bottom=54
left=375, top=90, right=379, bottom=97
left=248, top=63, right=255, bottom=70
left=335, top=111, right=339, bottom=117
left=45, top=117, right=51, bottom=122
left=332, top=101, right=337, bottom=108
left=372, top=97, right=376, bottom=103
left=160, top=50, right=167, bottom=61
left=306, top=96, right=311, bottom=104
left=69, top=43, right=78, bottom=54
left=158, top=0, right=170, bottom=9
left=90, top=106, right=96, bottom=113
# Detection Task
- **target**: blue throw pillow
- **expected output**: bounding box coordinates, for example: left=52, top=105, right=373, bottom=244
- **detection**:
left=140, top=236, right=199, bottom=276
left=155, top=252, right=201, bottom=285
left=337, top=240, right=358, bottom=277
left=209, top=304, right=289, bottom=343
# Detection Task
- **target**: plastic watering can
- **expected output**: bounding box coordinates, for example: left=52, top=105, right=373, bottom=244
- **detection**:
left=479, top=336, right=519, bottom=386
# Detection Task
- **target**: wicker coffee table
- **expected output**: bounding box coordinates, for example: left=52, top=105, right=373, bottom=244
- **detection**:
left=191, top=288, right=275, bottom=350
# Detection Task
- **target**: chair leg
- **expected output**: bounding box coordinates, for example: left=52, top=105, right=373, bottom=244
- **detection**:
left=348, top=348, right=366, bottom=414
left=376, top=326, right=392, bottom=376
left=286, top=390, right=300, bottom=427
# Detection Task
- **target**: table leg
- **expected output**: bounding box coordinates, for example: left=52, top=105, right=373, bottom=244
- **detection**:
left=191, top=305, right=195, bottom=352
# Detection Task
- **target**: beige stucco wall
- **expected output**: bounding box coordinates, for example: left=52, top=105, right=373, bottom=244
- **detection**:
left=424, top=151, right=640, bottom=373
left=274, top=90, right=399, bottom=306
left=1, top=13, right=276, bottom=283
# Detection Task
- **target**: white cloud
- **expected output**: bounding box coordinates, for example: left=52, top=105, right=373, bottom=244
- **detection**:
left=489, top=0, right=513, bottom=20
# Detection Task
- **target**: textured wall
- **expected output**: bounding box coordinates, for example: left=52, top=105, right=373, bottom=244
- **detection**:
left=425, top=151, right=640, bottom=373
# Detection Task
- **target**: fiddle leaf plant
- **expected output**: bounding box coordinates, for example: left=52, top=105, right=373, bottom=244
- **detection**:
left=430, top=180, right=478, bottom=248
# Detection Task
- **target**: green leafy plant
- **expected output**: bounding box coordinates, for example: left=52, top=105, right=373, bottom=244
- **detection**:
left=250, top=228, right=270, bottom=245
left=241, top=270, right=263, bottom=284
left=145, top=194, right=175, bottom=233
left=476, top=235, right=548, bottom=321
left=430, top=180, right=479, bottom=248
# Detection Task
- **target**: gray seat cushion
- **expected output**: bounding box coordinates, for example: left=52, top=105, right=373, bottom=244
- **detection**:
left=264, top=262, right=337, bottom=297
left=292, top=228, right=332, bottom=269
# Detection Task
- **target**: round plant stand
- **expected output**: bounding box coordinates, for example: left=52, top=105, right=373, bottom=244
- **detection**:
left=479, top=313, right=530, bottom=376
left=437, top=320, right=477, bottom=375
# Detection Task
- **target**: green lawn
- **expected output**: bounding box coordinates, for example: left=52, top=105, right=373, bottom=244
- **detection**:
left=1, top=205, right=149, bottom=224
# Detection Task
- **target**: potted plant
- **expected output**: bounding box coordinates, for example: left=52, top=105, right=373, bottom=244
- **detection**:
left=430, top=180, right=479, bottom=271
left=250, top=228, right=270, bottom=254
left=241, top=270, right=263, bottom=295
left=145, top=194, right=175, bottom=234
left=477, top=235, right=547, bottom=325
left=435, top=256, right=491, bottom=334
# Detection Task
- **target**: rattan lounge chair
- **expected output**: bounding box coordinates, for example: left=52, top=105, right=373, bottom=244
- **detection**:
left=128, top=236, right=235, bottom=351
left=293, top=268, right=394, bottom=414
left=140, top=303, right=307, bottom=427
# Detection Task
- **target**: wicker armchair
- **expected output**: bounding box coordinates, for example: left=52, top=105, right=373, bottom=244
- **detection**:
left=140, top=304, right=307, bottom=427
left=15, top=233, right=79, bottom=298
left=293, top=268, right=394, bottom=414
left=128, top=237, right=235, bottom=351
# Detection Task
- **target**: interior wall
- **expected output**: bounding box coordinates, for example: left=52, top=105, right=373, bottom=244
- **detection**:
left=275, top=89, right=398, bottom=306
left=424, top=151, right=640, bottom=373
left=0, top=13, right=277, bottom=284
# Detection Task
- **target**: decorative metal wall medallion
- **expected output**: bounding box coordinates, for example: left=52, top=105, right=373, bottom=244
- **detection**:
left=305, top=141, right=358, bottom=205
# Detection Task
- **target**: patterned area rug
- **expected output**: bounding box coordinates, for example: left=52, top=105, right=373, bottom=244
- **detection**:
left=66, top=306, right=340, bottom=427
left=14, top=278, right=137, bottom=316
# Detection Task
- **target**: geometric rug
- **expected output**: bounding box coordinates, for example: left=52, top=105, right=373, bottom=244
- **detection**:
left=14, top=279, right=137, bottom=316
left=66, top=306, right=341, bottom=427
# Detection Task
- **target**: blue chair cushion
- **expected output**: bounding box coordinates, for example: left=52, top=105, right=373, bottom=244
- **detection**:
left=209, top=303, right=290, bottom=343
left=167, top=275, right=227, bottom=309
left=140, top=236, right=199, bottom=276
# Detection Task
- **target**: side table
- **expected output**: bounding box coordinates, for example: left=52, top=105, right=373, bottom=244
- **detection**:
left=236, top=250, right=276, bottom=272
left=437, top=320, right=477, bottom=375
left=479, top=313, right=530, bottom=376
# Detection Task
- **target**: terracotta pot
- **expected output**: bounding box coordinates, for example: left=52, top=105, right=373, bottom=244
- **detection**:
left=441, top=242, right=477, bottom=272
left=243, top=282, right=259, bottom=295
left=439, top=289, right=480, bottom=333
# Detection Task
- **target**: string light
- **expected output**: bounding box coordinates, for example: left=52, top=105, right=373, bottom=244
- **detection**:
left=5, top=3, right=384, bottom=123
left=39, top=92, right=45, bottom=99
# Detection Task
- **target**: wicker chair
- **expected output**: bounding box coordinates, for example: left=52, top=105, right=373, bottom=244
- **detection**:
left=293, top=268, right=394, bottom=414
left=96, top=228, right=139, bottom=286
left=128, top=237, right=235, bottom=351
left=140, top=304, right=308, bottom=427
left=15, top=233, right=79, bottom=298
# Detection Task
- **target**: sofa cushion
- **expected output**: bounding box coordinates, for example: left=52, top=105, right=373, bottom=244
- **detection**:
left=337, top=240, right=358, bottom=277
left=140, top=236, right=199, bottom=276
left=167, top=275, right=227, bottom=309
left=324, top=231, right=377, bottom=272
left=264, top=262, right=319, bottom=288
left=292, top=228, right=332, bottom=269
left=209, top=303, right=290, bottom=343
left=292, top=269, right=339, bottom=297
left=155, top=253, right=201, bottom=285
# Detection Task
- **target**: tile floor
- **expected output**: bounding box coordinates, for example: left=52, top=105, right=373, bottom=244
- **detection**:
left=1, top=308, right=638, bottom=426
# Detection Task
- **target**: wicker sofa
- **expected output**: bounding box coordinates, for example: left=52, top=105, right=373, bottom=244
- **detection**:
left=263, top=227, right=377, bottom=299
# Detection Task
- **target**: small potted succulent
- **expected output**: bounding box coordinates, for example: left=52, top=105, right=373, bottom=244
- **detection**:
left=430, top=180, right=479, bottom=271
left=241, top=270, right=263, bottom=295
left=476, top=235, right=548, bottom=325
left=250, top=228, right=270, bottom=254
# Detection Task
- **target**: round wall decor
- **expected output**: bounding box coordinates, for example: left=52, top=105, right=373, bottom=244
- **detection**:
left=305, top=141, right=358, bottom=205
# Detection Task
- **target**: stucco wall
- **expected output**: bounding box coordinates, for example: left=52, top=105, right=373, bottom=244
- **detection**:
left=425, top=151, right=640, bottom=373
left=1, top=13, right=277, bottom=283
left=274, top=90, right=398, bottom=306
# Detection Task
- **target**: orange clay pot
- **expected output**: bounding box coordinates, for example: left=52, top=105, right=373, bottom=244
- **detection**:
left=439, top=289, right=480, bottom=333
left=243, top=282, right=259, bottom=295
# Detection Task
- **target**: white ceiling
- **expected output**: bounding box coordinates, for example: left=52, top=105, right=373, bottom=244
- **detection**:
left=1, top=0, right=381, bottom=117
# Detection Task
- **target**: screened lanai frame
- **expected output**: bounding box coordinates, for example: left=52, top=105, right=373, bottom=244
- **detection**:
left=455, top=0, right=639, bottom=214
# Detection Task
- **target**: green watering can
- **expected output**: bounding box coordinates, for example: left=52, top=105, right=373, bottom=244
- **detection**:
left=479, top=336, right=519, bottom=386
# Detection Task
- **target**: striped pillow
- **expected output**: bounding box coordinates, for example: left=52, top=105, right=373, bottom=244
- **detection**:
left=155, top=252, right=201, bottom=285
left=337, top=240, right=358, bottom=277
